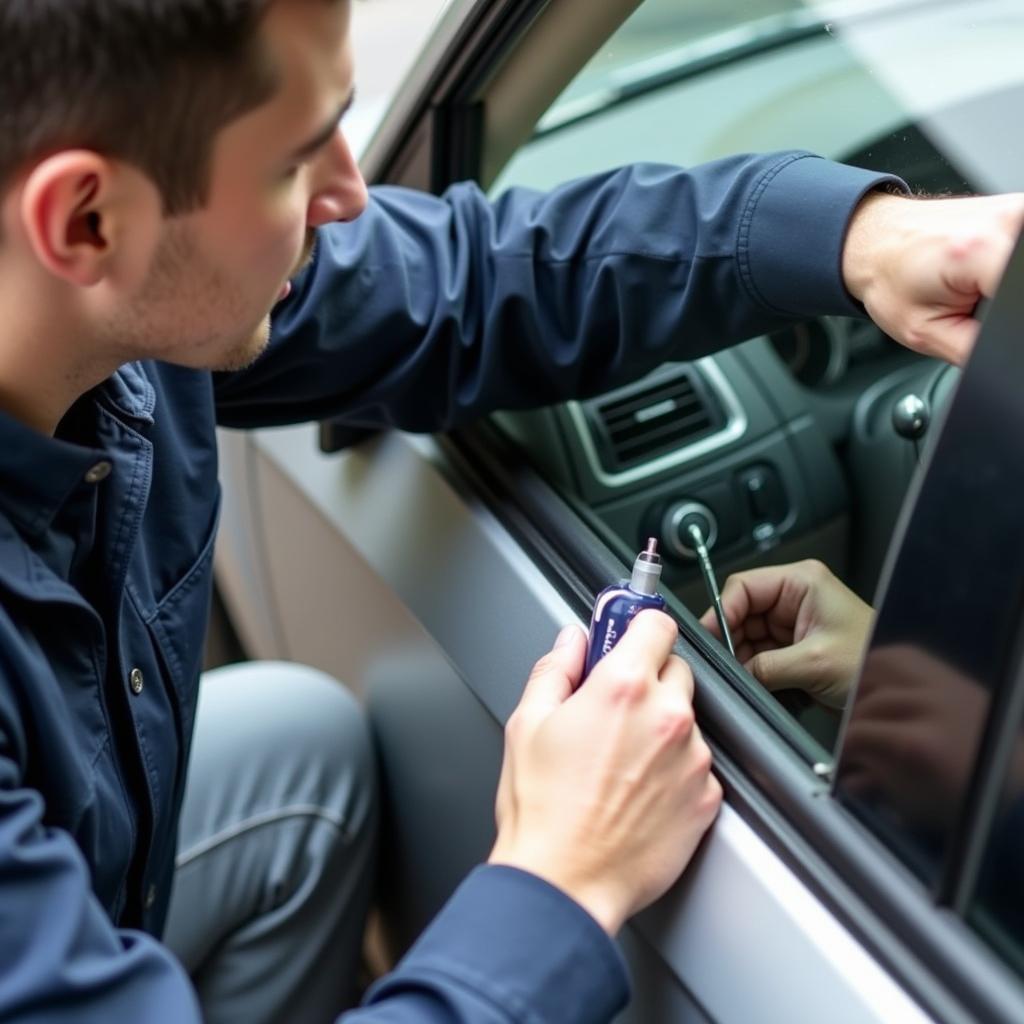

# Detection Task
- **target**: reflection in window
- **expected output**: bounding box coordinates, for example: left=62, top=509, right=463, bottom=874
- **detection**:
left=971, top=702, right=1024, bottom=977
left=837, top=643, right=993, bottom=890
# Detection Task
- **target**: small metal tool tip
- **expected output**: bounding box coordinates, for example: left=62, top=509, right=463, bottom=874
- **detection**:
left=644, top=537, right=659, bottom=556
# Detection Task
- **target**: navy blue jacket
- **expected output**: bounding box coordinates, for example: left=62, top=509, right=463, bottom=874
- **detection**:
left=0, top=153, right=898, bottom=1022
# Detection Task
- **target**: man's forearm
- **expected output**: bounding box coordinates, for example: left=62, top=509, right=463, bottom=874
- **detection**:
left=344, top=867, right=629, bottom=1024
left=214, top=152, right=897, bottom=432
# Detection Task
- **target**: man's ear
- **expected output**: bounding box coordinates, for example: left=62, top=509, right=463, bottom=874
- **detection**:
left=19, top=151, right=158, bottom=288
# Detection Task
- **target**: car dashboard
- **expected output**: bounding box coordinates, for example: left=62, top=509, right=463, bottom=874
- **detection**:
left=494, top=318, right=926, bottom=615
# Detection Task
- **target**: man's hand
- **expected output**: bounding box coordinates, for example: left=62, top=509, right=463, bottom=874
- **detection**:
left=700, top=560, right=873, bottom=708
left=489, top=611, right=722, bottom=935
left=842, top=190, right=1024, bottom=365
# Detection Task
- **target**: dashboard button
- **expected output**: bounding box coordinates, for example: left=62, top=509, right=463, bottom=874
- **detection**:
left=738, top=464, right=786, bottom=524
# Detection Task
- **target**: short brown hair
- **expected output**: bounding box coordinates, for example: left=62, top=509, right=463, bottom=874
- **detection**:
left=0, top=0, right=289, bottom=214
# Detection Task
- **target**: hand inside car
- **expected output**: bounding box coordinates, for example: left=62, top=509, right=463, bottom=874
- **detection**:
left=700, top=559, right=873, bottom=708
left=488, top=610, right=722, bottom=935
left=843, top=190, right=1024, bottom=365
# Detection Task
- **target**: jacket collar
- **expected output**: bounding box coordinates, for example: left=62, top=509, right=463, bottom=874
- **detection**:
left=103, top=361, right=157, bottom=425
left=0, top=363, right=156, bottom=538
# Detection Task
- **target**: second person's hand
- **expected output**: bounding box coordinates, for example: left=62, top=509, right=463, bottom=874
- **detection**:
left=700, top=560, right=873, bottom=708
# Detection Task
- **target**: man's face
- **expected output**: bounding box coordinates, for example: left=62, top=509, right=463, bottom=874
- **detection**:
left=111, top=0, right=367, bottom=372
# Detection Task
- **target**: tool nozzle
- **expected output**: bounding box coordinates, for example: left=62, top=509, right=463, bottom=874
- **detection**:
left=630, top=537, right=663, bottom=595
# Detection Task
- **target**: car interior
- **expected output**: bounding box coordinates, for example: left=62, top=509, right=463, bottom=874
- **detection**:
left=434, top=0, right=1020, bottom=751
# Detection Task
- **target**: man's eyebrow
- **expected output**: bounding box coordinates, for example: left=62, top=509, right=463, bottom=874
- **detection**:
left=288, top=89, right=357, bottom=162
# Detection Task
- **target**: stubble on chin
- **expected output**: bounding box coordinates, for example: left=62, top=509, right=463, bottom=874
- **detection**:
left=213, top=233, right=315, bottom=373
left=210, top=315, right=273, bottom=372
left=108, top=218, right=279, bottom=373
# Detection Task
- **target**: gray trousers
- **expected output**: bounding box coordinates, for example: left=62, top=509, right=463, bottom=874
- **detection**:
left=163, top=662, right=378, bottom=1024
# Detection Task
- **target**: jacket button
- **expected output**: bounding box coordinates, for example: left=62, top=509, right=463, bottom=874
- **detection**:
left=129, top=668, right=144, bottom=695
left=144, top=885, right=157, bottom=911
left=84, top=461, right=113, bottom=484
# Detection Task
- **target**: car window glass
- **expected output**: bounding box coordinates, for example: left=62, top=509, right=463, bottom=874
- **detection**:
left=970, top=697, right=1024, bottom=978
left=545, top=0, right=800, bottom=125
left=487, top=0, right=1024, bottom=757
left=825, top=229, right=1024, bottom=990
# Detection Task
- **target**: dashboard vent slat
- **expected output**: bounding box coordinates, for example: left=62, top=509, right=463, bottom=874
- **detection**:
left=585, top=367, right=725, bottom=471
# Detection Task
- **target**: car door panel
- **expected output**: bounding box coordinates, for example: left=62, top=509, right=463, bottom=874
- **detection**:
left=216, top=424, right=937, bottom=1023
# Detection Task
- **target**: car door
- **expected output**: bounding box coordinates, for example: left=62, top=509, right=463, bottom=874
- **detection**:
left=214, top=0, right=1024, bottom=1020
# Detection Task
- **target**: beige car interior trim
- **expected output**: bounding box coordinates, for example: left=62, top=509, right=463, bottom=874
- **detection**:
left=478, top=0, right=644, bottom=186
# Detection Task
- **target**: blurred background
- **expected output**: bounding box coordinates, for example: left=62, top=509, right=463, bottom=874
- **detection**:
left=347, top=0, right=452, bottom=154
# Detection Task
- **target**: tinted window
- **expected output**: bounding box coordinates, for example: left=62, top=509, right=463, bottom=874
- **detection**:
left=835, top=234, right=1024, bottom=914
left=970, top=693, right=1024, bottom=977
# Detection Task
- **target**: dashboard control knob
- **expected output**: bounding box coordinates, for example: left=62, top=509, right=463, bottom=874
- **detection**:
left=662, top=501, right=718, bottom=560
left=892, top=393, right=930, bottom=441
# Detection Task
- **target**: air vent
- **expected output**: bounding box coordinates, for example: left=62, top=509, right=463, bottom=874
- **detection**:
left=585, top=367, right=724, bottom=471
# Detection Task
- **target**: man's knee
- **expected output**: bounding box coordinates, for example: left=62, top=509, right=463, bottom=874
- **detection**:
left=193, top=661, right=377, bottom=840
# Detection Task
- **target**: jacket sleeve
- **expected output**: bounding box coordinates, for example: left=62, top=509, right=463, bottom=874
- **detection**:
left=0, top=708, right=201, bottom=1021
left=213, top=151, right=903, bottom=431
left=340, top=867, right=630, bottom=1024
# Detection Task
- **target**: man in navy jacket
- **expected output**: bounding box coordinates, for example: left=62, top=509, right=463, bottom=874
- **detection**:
left=0, top=1, right=1020, bottom=1022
